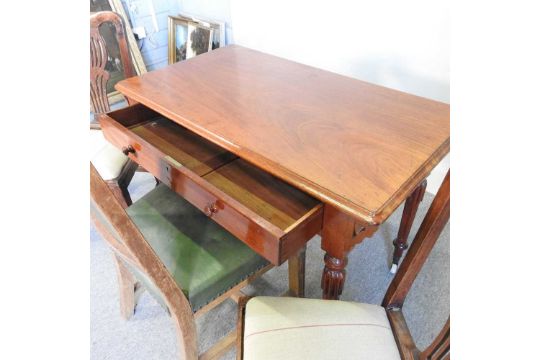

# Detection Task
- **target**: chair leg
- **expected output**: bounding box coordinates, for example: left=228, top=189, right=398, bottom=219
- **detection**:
left=391, top=179, right=427, bottom=274
left=107, top=159, right=138, bottom=208
left=113, top=254, right=139, bottom=320
left=169, top=307, right=198, bottom=360
left=288, top=246, right=306, bottom=297
left=119, top=182, right=133, bottom=206
left=107, top=181, right=132, bottom=208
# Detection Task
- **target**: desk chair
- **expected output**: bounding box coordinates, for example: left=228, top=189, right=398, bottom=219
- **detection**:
left=237, top=171, right=450, bottom=360
left=91, top=163, right=306, bottom=359
left=90, top=11, right=139, bottom=208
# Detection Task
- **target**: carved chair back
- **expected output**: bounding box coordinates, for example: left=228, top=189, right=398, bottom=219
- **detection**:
left=90, top=11, right=135, bottom=115
left=90, top=163, right=198, bottom=358
left=383, top=170, right=450, bottom=359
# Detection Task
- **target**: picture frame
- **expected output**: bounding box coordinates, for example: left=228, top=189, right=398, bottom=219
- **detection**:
left=175, top=13, right=226, bottom=51
left=90, top=0, right=147, bottom=105
left=168, top=15, right=215, bottom=64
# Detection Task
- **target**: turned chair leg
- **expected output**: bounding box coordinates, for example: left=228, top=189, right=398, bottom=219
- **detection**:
left=391, top=179, right=427, bottom=274
left=113, top=254, right=140, bottom=320
left=288, top=246, right=306, bottom=297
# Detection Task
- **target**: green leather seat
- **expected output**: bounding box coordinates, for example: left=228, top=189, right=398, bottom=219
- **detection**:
left=124, top=184, right=269, bottom=312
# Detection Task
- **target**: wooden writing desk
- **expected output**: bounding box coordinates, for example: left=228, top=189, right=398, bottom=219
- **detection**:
left=101, top=45, right=449, bottom=300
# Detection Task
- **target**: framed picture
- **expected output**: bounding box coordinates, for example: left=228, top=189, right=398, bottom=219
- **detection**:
left=175, top=13, right=226, bottom=51
left=90, top=0, right=147, bottom=105
left=168, top=15, right=215, bottom=64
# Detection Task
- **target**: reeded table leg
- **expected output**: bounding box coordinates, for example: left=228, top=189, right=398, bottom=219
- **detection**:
left=391, top=179, right=427, bottom=274
left=322, top=253, right=348, bottom=299
left=321, top=205, right=380, bottom=299
left=320, top=205, right=365, bottom=300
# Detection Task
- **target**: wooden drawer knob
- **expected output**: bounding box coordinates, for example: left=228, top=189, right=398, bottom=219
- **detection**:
left=204, top=202, right=219, bottom=217
left=122, top=145, right=135, bottom=155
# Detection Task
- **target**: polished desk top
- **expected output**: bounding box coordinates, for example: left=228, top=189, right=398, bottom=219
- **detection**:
left=116, top=45, right=449, bottom=224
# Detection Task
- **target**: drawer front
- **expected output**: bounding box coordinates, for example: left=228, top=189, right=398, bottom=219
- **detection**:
left=99, top=114, right=163, bottom=176
left=162, top=157, right=285, bottom=264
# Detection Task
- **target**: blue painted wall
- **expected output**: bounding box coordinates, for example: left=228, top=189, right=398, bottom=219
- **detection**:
left=177, top=0, right=233, bottom=44
left=122, top=0, right=181, bottom=71
left=122, top=0, right=233, bottom=72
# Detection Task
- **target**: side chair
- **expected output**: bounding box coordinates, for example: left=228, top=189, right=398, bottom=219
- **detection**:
left=90, top=11, right=139, bottom=208
left=90, top=163, right=305, bottom=359
left=237, top=170, right=450, bottom=360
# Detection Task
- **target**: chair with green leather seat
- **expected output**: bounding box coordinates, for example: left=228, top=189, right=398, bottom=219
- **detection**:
left=90, top=163, right=289, bottom=359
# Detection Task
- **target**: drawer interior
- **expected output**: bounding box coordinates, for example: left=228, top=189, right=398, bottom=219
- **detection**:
left=130, top=117, right=237, bottom=176
left=104, top=103, right=322, bottom=236
left=110, top=104, right=236, bottom=176
left=203, top=159, right=321, bottom=231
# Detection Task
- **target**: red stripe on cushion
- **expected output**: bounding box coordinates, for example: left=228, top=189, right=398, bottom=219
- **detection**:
left=245, top=323, right=391, bottom=339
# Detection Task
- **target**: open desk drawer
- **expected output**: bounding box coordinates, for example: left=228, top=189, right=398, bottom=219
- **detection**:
left=99, top=104, right=236, bottom=177
left=100, top=104, right=323, bottom=265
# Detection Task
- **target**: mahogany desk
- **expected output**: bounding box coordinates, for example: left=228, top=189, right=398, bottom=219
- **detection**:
left=102, top=45, right=449, bottom=300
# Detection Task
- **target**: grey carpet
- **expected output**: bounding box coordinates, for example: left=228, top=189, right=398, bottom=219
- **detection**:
left=91, top=172, right=449, bottom=359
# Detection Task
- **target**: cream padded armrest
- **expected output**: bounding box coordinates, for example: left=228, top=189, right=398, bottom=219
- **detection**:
left=244, top=296, right=400, bottom=360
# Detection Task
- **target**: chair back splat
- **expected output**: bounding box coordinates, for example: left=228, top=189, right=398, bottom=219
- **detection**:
left=383, top=170, right=450, bottom=360
left=90, top=11, right=135, bottom=115
left=90, top=11, right=140, bottom=208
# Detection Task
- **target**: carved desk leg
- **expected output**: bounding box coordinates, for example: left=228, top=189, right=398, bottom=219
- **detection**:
left=321, top=205, right=379, bottom=300
left=391, top=179, right=427, bottom=274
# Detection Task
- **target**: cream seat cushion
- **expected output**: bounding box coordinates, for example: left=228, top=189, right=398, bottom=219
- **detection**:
left=90, top=129, right=129, bottom=181
left=244, top=296, right=400, bottom=360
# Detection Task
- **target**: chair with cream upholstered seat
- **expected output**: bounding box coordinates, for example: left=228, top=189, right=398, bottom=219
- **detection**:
left=237, top=171, right=450, bottom=360
left=90, top=11, right=140, bottom=208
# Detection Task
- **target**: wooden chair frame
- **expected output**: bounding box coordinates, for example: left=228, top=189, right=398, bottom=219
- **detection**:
left=90, top=11, right=139, bottom=208
left=236, top=170, right=450, bottom=360
left=90, top=164, right=305, bottom=359
left=383, top=171, right=450, bottom=359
